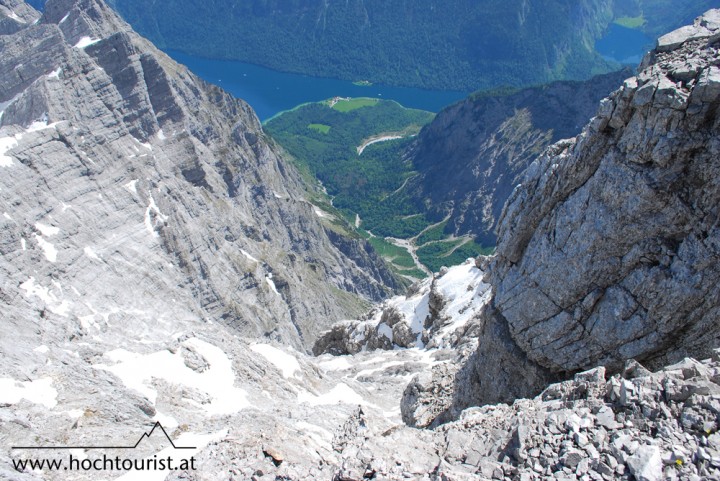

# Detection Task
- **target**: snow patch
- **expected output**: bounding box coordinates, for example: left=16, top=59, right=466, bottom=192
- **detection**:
left=7, top=11, right=25, bottom=23
left=124, top=179, right=139, bottom=194
left=133, top=136, right=153, bottom=150
left=35, top=222, right=60, bottom=237
left=377, top=322, right=393, bottom=341
left=115, top=429, right=227, bottom=481
left=65, top=409, right=84, bottom=419
left=3, top=212, right=11, bottom=220
left=83, top=246, right=100, bottom=260
left=153, top=411, right=179, bottom=429
left=354, top=259, right=490, bottom=349
left=250, top=344, right=300, bottom=379
left=26, top=117, right=60, bottom=133
left=353, top=360, right=407, bottom=380
left=266, top=274, right=280, bottom=295
left=389, top=290, right=430, bottom=346
left=20, top=237, right=26, bottom=250
left=20, top=277, right=71, bottom=317
left=34, top=234, right=58, bottom=262
left=74, top=36, right=101, bottom=49
left=59, top=13, right=69, bottom=24
left=47, top=68, right=62, bottom=79
left=240, top=249, right=258, bottom=263
left=144, top=196, right=168, bottom=238
left=53, top=301, right=71, bottom=317
left=298, top=383, right=366, bottom=407
left=157, top=129, right=166, bottom=140
left=0, top=377, right=57, bottom=408
left=313, top=206, right=331, bottom=219
left=316, top=355, right=352, bottom=371
left=432, top=260, right=489, bottom=343
left=0, top=135, right=19, bottom=167
left=96, top=338, right=248, bottom=415
left=79, top=314, right=99, bottom=331
left=34, top=345, right=49, bottom=354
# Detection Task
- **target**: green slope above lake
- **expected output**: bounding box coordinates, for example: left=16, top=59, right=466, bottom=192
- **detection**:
left=265, top=98, right=490, bottom=278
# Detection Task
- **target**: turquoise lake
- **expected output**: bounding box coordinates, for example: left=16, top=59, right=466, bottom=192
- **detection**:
left=165, top=50, right=469, bottom=121
left=595, top=24, right=654, bottom=65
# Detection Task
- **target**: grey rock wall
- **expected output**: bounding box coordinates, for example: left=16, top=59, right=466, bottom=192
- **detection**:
left=404, top=69, right=630, bottom=246
left=0, top=0, right=397, bottom=354
left=0, top=0, right=40, bottom=35
left=467, top=9, right=720, bottom=406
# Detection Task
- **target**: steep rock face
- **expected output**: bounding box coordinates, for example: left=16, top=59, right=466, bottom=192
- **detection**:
left=470, top=9, right=720, bottom=404
left=0, top=0, right=40, bottom=35
left=404, top=69, right=630, bottom=246
left=0, top=0, right=397, bottom=353
left=313, top=258, right=490, bottom=356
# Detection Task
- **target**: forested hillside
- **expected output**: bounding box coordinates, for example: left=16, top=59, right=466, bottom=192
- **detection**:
left=105, top=0, right=714, bottom=91
left=615, top=0, right=719, bottom=37
left=107, top=0, right=617, bottom=91
left=265, top=98, right=489, bottom=276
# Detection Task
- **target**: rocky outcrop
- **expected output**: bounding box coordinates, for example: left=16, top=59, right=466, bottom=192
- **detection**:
left=449, top=9, right=720, bottom=408
left=3, top=5, right=720, bottom=481
left=0, top=0, right=397, bottom=354
left=423, top=354, right=720, bottom=481
left=403, top=69, right=631, bottom=247
left=0, top=0, right=40, bottom=35
left=181, top=351, right=720, bottom=480
left=313, top=258, right=490, bottom=356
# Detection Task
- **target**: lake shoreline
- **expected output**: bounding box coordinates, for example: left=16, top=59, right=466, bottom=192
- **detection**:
left=164, top=49, right=469, bottom=121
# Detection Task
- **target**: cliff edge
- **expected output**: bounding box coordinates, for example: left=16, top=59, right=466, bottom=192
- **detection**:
left=459, top=9, right=720, bottom=410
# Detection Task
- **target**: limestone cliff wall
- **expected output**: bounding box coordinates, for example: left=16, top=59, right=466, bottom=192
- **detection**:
left=455, top=10, right=720, bottom=410
left=0, top=0, right=398, bottom=351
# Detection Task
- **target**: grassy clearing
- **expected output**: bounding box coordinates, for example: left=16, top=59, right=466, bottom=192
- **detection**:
left=365, top=235, right=423, bottom=276
left=416, top=220, right=449, bottom=246
left=417, top=238, right=493, bottom=273
left=613, top=16, right=645, bottom=29
left=397, top=268, right=427, bottom=280
left=367, top=235, right=411, bottom=259
left=390, top=254, right=418, bottom=268
left=332, top=97, right=380, bottom=112
left=268, top=98, right=493, bottom=275
left=308, top=123, right=331, bottom=134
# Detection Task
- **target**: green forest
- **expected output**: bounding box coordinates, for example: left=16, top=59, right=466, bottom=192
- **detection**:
left=108, top=0, right=619, bottom=92
left=265, top=99, right=490, bottom=277
left=107, top=0, right=713, bottom=92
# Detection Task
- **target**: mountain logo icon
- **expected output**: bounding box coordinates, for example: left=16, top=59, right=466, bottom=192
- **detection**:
left=12, top=421, right=196, bottom=450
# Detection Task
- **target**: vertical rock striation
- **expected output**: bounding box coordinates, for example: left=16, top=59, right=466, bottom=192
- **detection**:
left=0, top=0, right=398, bottom=353
left=462, top=9, right=720, bottom=407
